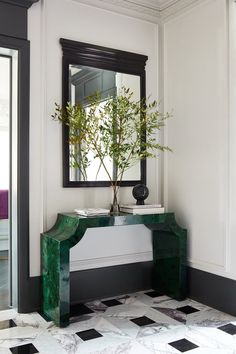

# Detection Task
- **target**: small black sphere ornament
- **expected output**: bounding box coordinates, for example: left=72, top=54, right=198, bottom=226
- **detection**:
left=132, top=184, right=149, bottom=205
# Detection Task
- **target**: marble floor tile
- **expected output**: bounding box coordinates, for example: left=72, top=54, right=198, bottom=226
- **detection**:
left=190, top=325, right=236, bottom=351
left=0, top=326, right=44, bottom=349
left=0, top=319, right=16, bottom=330
left=137, top=325, right=230, bottom=353
left=0, top=349, right=11, bottom=353
left=0, top=310, right=17, bottom=322
left=51, top=330, right=130, bottom=354
left=13, top=313, right=52, bottom=330
left=189, top=350, right=235, bottom=354
left=101, top=317, right=142, bottom=340
left=122, top=292, right=170, bottom=307
left=32, top=331, right=68, bottom=354
left=145, top=306, right=182, bottom=325
left=85, top=301, right=107, bottom=314
left=152, top=298, right=211, bottom=312
left=104, top=302, right=149, bottom=319
left=186, top=308, right=236, bottom=327
left=89, top=340, right=154, bottom=354
left=0, top=291, right=236, bottom=353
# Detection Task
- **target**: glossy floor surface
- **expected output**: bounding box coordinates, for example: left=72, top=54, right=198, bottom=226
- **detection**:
left=1, top=290, right=236, bottom=353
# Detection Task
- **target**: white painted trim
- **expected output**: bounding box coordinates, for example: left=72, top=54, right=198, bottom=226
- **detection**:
left=187, top=259, right=236, bottom=282
left=70, top=251, right=153, bottom=271
left=29, top=0, right=47, bottom=277
left=188, top=258, right=226, bottom=271
left=160, top=0, right=207, bottom=23
left=10, top=49, right=18, bottom=310
left=41, top=0, right=48, bottom=235
left=157, top=24, right=164, bottom=205
left=70, top=253, right=235, bottom=281
left=163, top=23, right=169, bottom=210
left=73, top=0, right=160, bottom=23
left=73, top=0, right=208, bottom=24
left=224, top=0, right=231, bottom=273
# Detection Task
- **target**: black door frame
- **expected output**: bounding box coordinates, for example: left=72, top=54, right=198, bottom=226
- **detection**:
left=0, top=34, right=39, bottom=312
left=0, top=0, right=40, bottom=313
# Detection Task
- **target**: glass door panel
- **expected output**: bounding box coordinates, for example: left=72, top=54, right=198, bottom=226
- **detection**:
left=0, top=55, right=10, bottom=310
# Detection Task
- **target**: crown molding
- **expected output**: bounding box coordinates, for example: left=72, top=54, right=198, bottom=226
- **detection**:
left=0, top=0, right=39, bottom=9
left=74, top=0, right=208, bottom=24
left=159, top=0, right=206, bottom=23
left=74, top=0, right=161, bottom=23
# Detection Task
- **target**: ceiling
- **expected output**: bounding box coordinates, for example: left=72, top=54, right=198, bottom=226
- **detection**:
left=74, top=0, right=204, bottom=23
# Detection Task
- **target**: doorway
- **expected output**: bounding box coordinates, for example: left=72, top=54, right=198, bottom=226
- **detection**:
left=0, top=48, right=18, bottom=310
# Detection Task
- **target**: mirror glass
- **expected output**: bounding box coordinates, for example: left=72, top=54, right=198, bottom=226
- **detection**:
left=68, top=64, right=141, bottom=183
left=60, top=38, right=148, bottom=187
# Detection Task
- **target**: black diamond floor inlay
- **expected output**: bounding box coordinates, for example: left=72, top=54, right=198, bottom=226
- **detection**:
left=102, top=299, right=122, bottom=307
left=10, top=343, right=39, bottom=353
left=0, top=319, right=17, bottom=330
left=144, top=290, right=164, bottom=298
left=177, top=305, right=200, bottom=315
left=76, top=328, right=103, bottom=341
left=130, top=316, right=155, bottom=327
left=218, top=323, right=236, bottom=335
left=70, top=303, right=94, bottom=317
left=169, top=338, right=199, bottom=352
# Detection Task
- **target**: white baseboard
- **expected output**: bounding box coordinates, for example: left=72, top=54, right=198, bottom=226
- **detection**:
left=70, top=251, right=153, bottom=272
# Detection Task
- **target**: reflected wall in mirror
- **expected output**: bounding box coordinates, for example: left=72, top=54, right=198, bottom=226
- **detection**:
left=60, top=39, right=148, bottom=187
left=69, top=65, right=140, bottom=182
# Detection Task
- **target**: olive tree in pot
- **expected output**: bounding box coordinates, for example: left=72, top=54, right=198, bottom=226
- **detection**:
left=52, top=88, right=171, bottom=213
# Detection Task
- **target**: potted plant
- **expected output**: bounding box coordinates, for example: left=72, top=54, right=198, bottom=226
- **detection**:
left=52, top=87, right=171, bottom=213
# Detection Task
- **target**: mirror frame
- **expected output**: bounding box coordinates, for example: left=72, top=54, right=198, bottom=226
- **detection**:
left=60, top=38, right=148, bottom=187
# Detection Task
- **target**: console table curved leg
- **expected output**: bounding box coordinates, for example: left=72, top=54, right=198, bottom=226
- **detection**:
left=151, top=227, right=187, bottom=300
left=42, top=236, right=70, bottom=327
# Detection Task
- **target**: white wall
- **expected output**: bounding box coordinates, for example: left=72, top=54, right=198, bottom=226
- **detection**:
left=28, top=0, right=236, bottom=282
left=28, top=0, right=159, bottom=276
left=164, top=0, right=236, bottom=278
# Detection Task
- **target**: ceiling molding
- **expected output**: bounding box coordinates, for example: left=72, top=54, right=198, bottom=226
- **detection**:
left=74, top=0, right=207, bottom=23
left=159, top=0, right=206, bottom=22
left=73, top=0, right=161, bottom=23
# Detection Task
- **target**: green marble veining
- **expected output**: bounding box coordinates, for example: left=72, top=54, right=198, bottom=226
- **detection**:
left=41, top=212, right=187, bottom=327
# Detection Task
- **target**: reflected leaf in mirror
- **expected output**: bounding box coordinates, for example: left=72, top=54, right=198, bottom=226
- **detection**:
left=69, top=65, right=142, bottom=183
left=52, top=101, right=90, bottom=180
left=52, top=87, right=172, bottom=189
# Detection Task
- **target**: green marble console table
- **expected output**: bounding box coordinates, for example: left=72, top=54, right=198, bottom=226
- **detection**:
left=41, top=212, right=187, bottom=327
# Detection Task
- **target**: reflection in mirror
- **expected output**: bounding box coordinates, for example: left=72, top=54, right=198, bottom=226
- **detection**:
left=69, top=64, right=141, bottom=183
left=60, top=38, right=148, bottom=187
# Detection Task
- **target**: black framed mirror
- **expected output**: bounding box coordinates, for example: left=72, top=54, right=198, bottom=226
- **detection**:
left=60, top=38, right=148, bottom=187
